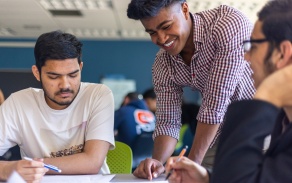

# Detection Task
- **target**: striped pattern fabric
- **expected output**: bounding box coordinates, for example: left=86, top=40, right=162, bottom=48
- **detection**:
left=152, top=5, right=256, bottom=146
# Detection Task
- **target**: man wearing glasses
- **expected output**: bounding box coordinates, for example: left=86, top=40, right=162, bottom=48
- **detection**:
left=165, top=0, right=292, bottom=182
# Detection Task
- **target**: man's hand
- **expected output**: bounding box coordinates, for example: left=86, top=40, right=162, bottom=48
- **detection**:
left=4, top=159, right=48, bottom=183
left=133, top=158, right=165, bottom=180
left=165, top=156, right=209, bottom=183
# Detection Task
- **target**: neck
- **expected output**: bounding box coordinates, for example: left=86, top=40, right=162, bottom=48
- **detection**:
left=180, top=18, right=195, bottom=65
left=284, top=107, right=292, bottom=122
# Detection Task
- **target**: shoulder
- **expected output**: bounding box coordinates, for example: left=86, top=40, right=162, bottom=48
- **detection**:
left=77, top=83, right=114, bottom=107
left=80, top=82, right=112, bottom=95
left=197, top=5, right=252, bottom=47
left=2, top=88, right=42, bottom=109
left=218, top=5, right=251, bottom=28
left=198, top=5, right=252, bottom=32
left=198, top=5, right=249, bottom=22
left=9, top=88, right=42, bottom=100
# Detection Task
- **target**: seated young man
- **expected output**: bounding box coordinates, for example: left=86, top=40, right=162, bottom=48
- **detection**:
left=0, top=30, right=115, bottom=182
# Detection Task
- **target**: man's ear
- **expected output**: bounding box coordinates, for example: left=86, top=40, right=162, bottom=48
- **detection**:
left=276, top=40, right=292, bottom=69
left=79, top=62, right=83, bottom=71
left=181, top=2, right=189, bottom=19
left=32, top=65, right=41, bottom=81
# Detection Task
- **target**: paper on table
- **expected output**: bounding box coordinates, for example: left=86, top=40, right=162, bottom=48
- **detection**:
left=7, top=171, right=26, bottom=183
left=110, top=174, right=168, bottom=183
left=42, top=174, right=115, bottom=183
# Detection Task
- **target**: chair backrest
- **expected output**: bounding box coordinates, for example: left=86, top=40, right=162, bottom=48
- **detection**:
left=106, top=141, right=133, bottom=174
left=175, top=124, right=189, bottom=151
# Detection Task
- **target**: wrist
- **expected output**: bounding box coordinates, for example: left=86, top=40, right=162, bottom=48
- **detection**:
left=0, top=161, right=14, bottom=180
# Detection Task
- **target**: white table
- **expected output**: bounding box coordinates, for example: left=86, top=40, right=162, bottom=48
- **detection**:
left=5, top=172, right=168, bottom=183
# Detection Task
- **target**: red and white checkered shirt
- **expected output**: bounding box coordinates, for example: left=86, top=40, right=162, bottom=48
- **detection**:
left=152, top=5, right=255, bottom=146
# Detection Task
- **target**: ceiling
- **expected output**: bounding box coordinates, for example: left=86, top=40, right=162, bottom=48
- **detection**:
left=0, top=0, right=268, bottom=41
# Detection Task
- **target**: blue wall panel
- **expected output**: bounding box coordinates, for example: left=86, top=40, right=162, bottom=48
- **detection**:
left=0, top=39, right=158, bottom=93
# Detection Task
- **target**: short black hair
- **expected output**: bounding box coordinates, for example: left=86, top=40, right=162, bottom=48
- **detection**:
left=258, top=0, right=292, bottom=49
left=143, top=88, right=156, bottom=99
left=126, top=92, right=142, bottom=101
left=34, top=30, right=83, bottom=71
left=127, top=0, right=186, bottom=20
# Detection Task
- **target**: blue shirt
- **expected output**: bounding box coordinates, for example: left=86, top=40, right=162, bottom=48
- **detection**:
left=114, top=99, right=155, bottom=149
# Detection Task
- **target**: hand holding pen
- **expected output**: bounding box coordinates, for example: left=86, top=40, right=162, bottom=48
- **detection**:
left=164, top=146, right=210, bottom=183
left=24, top=157, right=62, bottom=173
left=165, top=145, right=188, bottom=180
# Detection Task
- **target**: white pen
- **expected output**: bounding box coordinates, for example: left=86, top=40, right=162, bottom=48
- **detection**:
left=23, top=157, right=62, bottom=173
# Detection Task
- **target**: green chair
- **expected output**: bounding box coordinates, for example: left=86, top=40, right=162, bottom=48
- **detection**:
left=106, top=141, right=133, bottom=174
left=175, top=124, right=189, bottom=151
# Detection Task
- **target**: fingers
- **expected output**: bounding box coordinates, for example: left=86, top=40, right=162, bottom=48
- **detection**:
left=144, top=158, right=155, bottom=180
left=168, top=169, right=182, bottom=183
left=151, top=162, right=165, bottom=179
left=16, top=160, right=48, bottom=182
left=166, top=157, right=209, bottom=183
left=133, top=160, right=149, bottom=179
left=133, top=158, right=164, bottom=180
left=165, top=156, right=180, bottom=174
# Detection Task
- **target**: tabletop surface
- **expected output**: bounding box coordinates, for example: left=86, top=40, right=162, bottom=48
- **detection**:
left=5, top=171, right=168, bottom=183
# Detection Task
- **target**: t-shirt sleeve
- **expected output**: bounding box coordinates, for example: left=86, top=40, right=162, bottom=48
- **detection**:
left=0, top=95, right=21, bottom=155
left=85, top=85, right=115, bottom=150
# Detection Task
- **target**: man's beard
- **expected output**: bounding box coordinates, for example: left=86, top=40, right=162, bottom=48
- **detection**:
left=41, top=80, right=79, bottom=107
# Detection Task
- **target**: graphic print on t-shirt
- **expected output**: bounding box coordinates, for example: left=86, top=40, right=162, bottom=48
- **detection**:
left=134, top=109, right=155, bottom=134
left=50, top=144, right=84, bottom=157
left=40, top=121, right=87, bottom=158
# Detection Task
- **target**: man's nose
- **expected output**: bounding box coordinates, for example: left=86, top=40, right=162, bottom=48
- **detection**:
left=157, top=31, right=167, bottom=44
left=59, top=76, right=70, bottom=89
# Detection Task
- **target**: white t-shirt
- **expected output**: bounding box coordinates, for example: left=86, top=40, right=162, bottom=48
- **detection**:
left=0, top=82, right=115, bottom=174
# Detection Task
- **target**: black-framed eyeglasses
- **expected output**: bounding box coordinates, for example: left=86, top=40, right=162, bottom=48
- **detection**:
left=243, top=39, right=269, bottom=52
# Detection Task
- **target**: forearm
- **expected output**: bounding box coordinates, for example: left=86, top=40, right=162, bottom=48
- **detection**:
left=188, top=122, right=220, bottom=164
left=44, top=140, right=110, bottom=174
left=0, top=161, right=14, bottom=180
left=44, top=153, right=98, bottom=174
left=152, top=135, right=177, bottom=163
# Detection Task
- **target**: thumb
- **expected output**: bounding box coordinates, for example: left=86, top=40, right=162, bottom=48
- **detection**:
left=152, top=163, right=165, bottom=178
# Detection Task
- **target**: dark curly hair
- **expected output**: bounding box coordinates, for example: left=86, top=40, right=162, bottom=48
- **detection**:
left=127, top=0, right=186, bottom=20
left=34, top=30, right=83, bottom=71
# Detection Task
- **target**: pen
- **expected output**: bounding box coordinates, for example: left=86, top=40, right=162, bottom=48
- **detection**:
left=165, top=145, right=188, bottom=180
left=23, top=157, right=62, bottom=173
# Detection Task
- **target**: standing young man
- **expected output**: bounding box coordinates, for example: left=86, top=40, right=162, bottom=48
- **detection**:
left=0, top=31, right=115, bottom=182
left=127, top=0, right=255, bottom=179
left=166, top=0, right=292, bottom=182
